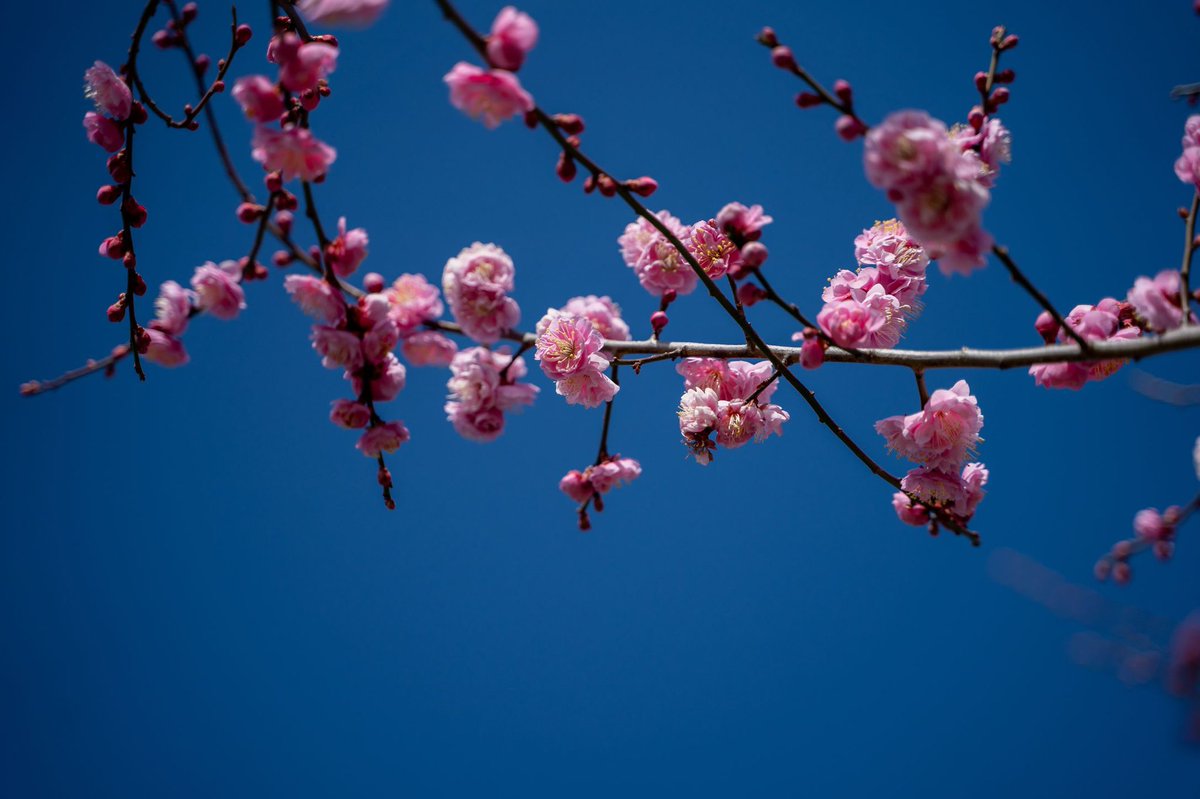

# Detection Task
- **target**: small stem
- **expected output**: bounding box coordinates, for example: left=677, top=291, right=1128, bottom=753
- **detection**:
left=746, top=370, right=781, bottom=404
left=914, top=369, right=930, bottom=407
left=992, top=243, right=1090, bottom=350
left=498, top=340, right=533, bottom=382
left=594, top=363, right=619, bottom=463
left=1181, top=191, right=1198, bottom=322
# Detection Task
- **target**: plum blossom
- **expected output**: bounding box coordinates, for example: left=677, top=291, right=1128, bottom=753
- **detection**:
left=1175, top=115, right=1200, bottom=189
left=817, top=284, right=906, bottom=349
left=352, top=353, right=407, bottom=403
left=84, top=61, right=132, bottom=120
left=1133, top=507, right=1179, bottom=542
left=297, top=0, right=389, bottom=27
left=443, top=62, right=533, bottom=129
left=326, top=217, right=369, bottom=277
left=899, top=462, right=988, bottom=522
left=386, top=273, right=444, bottom=334
left=617, top=211, right=698, bottom=297
left=152, top=280, right=194, bottom=337
left=716, top=202, right=773, bottom=243
left=251, top=126, right=337, bottom=182
left=356, top=421, right=410, bottom=458
left=535, top=313, right=607, bottom=381
left=875, top=380, right=983, bottom=471
left=487, top=6, right=538, bottom=71
left=190, top=261, right=246, bottom=320
left=142, top=329, right=189, bottom=368
left=284, top=274, right=346, bottom=325
left=312, top=325, right=363, bottom=370
left=559, top=457, right=640, bottom=503
left=445, top=346, right=538, bottom=442
left=83, top=112, right=123, bottom=152
left=675, top=359, right=788, bottom=464
left=330, top=399, right=371, bottom=429
left=232, top=75, right=284, bottom=123
left=401, top=331, right=457, bottom=366
left=1127, top=269, right=1189, bottom=331
left=685, top=220, right=740, bottom=279
left=1029, top=300, right=1141, bottom=389
left=557, top=295, right=630, bottom=341
left=442, top=242, right=521, bottom=343
left=553, top=368, right=619, bottom=408
left=269, top=33, right=338, bottom=94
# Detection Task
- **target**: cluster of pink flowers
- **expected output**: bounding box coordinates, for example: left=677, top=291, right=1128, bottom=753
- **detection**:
left=284, top=275, right=410, bottom=460
left=82, top=61, right=132, bottom=152
left=534, top=307, right=620, bottom=409
left=143, top=261, right=247, bottom=367
left=675, top=359, right=789, bottom=465
left=442, top=7, right=536, bottom=129
left=445, top=346, right=538, bottom=441
left=813, top=219, right=930, bottom=350
left=1029, top=300, right=1142, bottom=390
left=1096, top=506, right=1183, bottom=585
left=442, top=242, right=521, bottom=343
left=237, top=32, right=339, bottom=182
left=1175, top=115, right=1200, bottom=190
left=879, top=380, right=987, bottom=528
left=559, top=456, right=642, bottom=529
left=297, top=0, right=390, bottom=28
left=326, top=217, right=369, bottom=277
left=380, top=272, right=458, bottom=366
left=1127, top=269, right=1193, bottom=332
left=864, top=110, right=1010, bottom=275
left=618, top=210, right=698, bottom=298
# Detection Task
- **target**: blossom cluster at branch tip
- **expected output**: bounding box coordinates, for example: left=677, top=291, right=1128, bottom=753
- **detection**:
left=535, top=302, right=622, bottom=408
left=143, top=261, right=248, bottom=368
left=442, top=242, right=521, bottom=344
left=879, top=380, right=987, bottom=529
left=676, top=359, right=788, bottom=465
left=1029, top=300, right=1141, bottom=390
left=1127, top=269, right=1194, bottom=332
left=864, top=110, right=1011, bottom=275
left=487, top=6, right=538, bottom=71
left=444, top=62, right=534, bottom=129
left=560, top=456, right=641, bottom=530
left=445, top=346, right=538, bottom=441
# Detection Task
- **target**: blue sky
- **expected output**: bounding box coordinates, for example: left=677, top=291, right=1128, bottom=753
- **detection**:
left=2, top=1, right=1199, bottom=796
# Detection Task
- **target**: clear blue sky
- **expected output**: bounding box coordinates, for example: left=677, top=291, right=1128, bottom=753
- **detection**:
left=3, top=1, right=1199, bottom=796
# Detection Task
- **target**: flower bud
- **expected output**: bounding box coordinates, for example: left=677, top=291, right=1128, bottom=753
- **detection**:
left=740, top=241, right=768, bottom=269
left=771, top=46, right=796, bottom=70
left=650, top=310, right=669, bottom=335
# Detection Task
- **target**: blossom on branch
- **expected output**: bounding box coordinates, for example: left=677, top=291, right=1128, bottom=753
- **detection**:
left=297, top=0, right=389, bottom=28
left=443, top=62, right=534, bottom=129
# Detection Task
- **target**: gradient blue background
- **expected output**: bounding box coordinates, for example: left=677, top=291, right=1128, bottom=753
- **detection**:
left=3, top=1, right=1199, bottom=795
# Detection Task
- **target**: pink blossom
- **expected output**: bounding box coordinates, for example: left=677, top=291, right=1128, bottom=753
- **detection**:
left=716, top=202, right=773, bottom=242
left=560, top=295, right=630, bottom=341
left=361, top=319, right=400, bottom=364
left=1029, top=301, right=1142, bottom=389
left=385, top=273, right=443, bottom=334
left=357, top=292, right=392, bottom=328
left=445, top=346, right=538, bottom=442
left=329, top=399, right=371, bottom=429
left=618, top=211, right=699, bottom=297
left=296, top=0, right=389, bottom=27
left=863, top=110, right=951, bottom=191
left=142, top=328, right=189, bottom=368
left=270, top=33, right=338, bottom=94
left=892, top=492, right=931, bottom=526
left=443, top=243, right=520, bottom=343
left=931, top=224, right=993, bottom=276
left=685, top=219, right=740, bottom=279
left=559, top=470, right=593, bottom=503
left=853, top=219, right=930, bottom=282
left=356, top=421, right=410, bottom=458
left=326, top=217, right=369, bottom=277
left=232, top=75, right=284, bottom=123
left=353, top=353, right=407, bottom=402
left=555, top=368, right=619, bottom=408
left=284, top=274, right=346, bottom=324
left=588, top=457, right=642, bottom=494
left=443, top=62, right=534, bottom=129
left=83, top=112, right=123, bottom=152
left=535, top=314, right=607, bottom=380
left=977, top=118, right=1013, bottom=186
left=312, top=325, right=363, bottom=370
left=487, top=6, right=538, bottom=71
left=817, top=284, right=906, bottom=348
left=251, top=126, right=337, bottom=182
left=190, top=261, right=245, bottom=320
left=84, top=61, right=132, bottom=120
left=724, top=360, right=778, bottom=402
left=152, top=280, right=194, bottom=337
left=798, top=335, right=826, bottom=369
left=401, top=331, right=457, bottom=366
left=900, top=462, right=988, bottom=521
left=875, top=380, right=983, bottom=471
left=1175, top=115, right=1200, bottom=188
left=447, top=404, right=506, bottom=442
left=676, top=358, right=730, bottom=395
left=895, top=164, right=990, bottom=246
left=1128, top=269, right=1187, bottom=331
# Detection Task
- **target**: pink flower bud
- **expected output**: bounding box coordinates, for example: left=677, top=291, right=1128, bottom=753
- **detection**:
left=597, top=174, right=617, bottom=197
left=794, top=92, right=822, bottom=109
left=235, top=24, right=253, bottom=46
left=123, top=252, right=137, bottom=270
left=552, top=113, right=585, bottom=134
left=771, top=46, right=796, bottom=70
left=1000, top=34, right=1019, bottom=50
left=181, top=2, right=198, bottom=23
left=757, top=27, right=778, bottom=47
left=107, top=300, right=126, bottom=322
left=237, top=202, right=264, bottom=223
left=995, top=68, right=1016, bottom=84
left=833, top=79, right=853, bottom=103
left=97, top=185, right=120, bottom=205
left=555, top=152, right=576, bottom=182
left=1112, top=561, right=1131, bottom=585
left=625, top=176, right=658, bottom=197
left=974, top=71, right=988, bottom=91
left=274, top=210, right=293, bottom=235
left=1093, top=560, right=1111, bottom=581
left=132, top=273, right=147, bottom=296
left=834, top=115, right=865, bottom=141
left=741, top=241, right=768, bottom=269
left=363, top=272, right=385, bottom=293
left=650, top=310, right=669, bottom=335
left=991, top=87, right=1010, bottom=105
left=661, top=289, right=677, bottom=306
left=107, top=152, right=131, bottom=183
left=194, top=54, right=210, bottom=74
left=272, top=250, right=293, bottom=267
left=122, top=198, right=147, bottom=228
left=968, top=106, right=985, bottom=131
left=1034, top=310, right=1059, bottom=344
left=736, top=282, right=767, bottom=307
left=799, top=334, right=826, bottom=370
